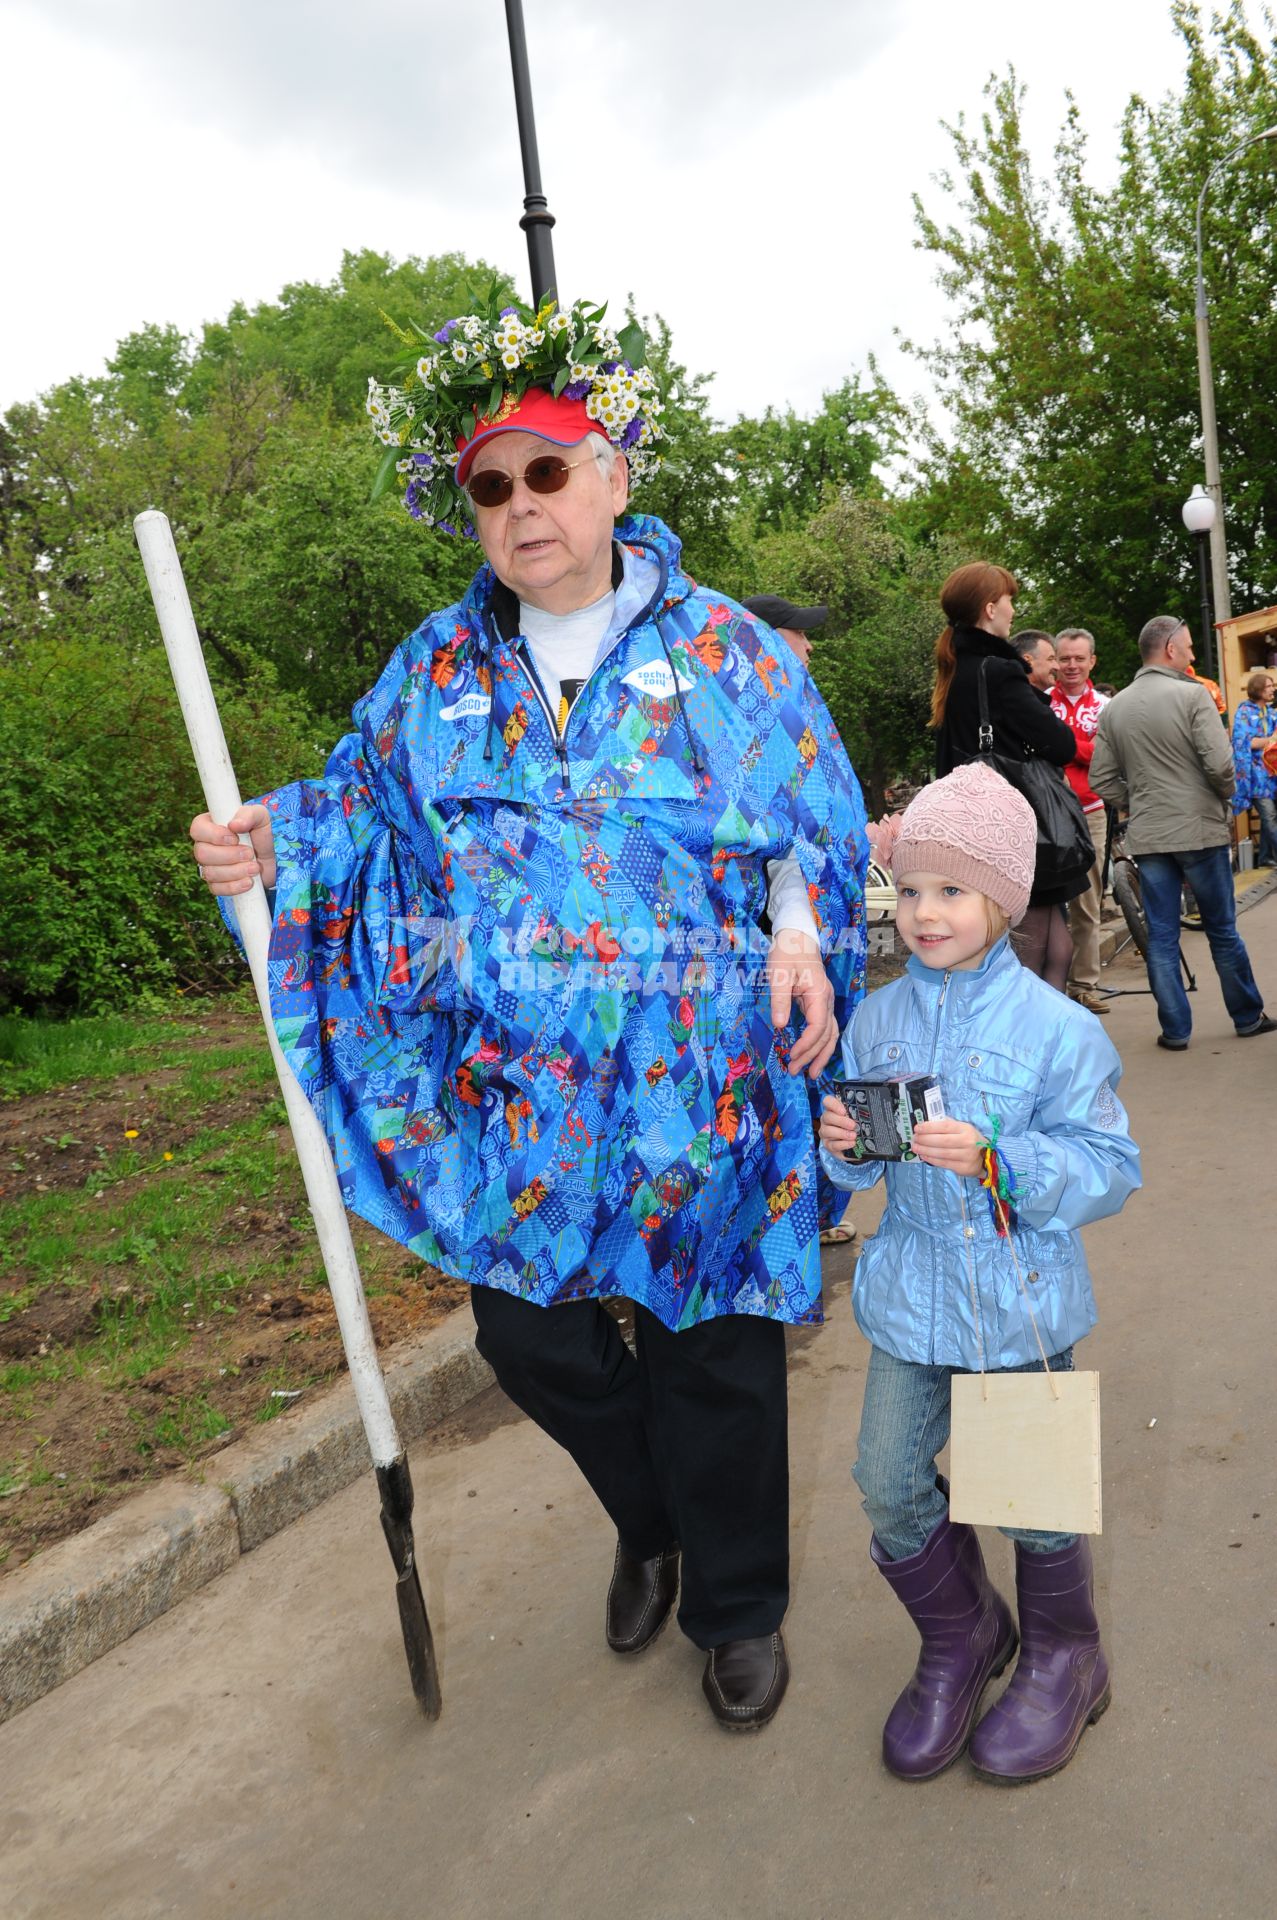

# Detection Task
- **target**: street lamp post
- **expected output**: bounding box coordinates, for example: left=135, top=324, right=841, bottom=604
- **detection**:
left=504, top=0, right=558, bottom=307
left=1181, top=484, right=1218, bottom=682
left=1192, top=124, right=1277, bottom=628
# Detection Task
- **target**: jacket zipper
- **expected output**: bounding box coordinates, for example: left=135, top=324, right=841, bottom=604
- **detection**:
left=490, top=539, right=673, bottom=791
left=513, top=644, right=570, bottom=782
left=924, top=970, right=951, bottom=1363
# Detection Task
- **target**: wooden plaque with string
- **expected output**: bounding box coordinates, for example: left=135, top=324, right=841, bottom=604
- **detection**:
left=949, top=1130, right=1103, bottom=1535
left=950, top=1370, right=1102, bottom=1534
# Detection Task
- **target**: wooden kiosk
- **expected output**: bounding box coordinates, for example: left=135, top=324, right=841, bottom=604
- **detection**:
left=1217, top=605, right=1277, bottom=858
left=1217, top=604, right=1277, bottom=714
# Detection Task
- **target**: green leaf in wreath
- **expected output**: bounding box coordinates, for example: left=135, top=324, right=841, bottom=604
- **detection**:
left=369, top=445, right=400, bottom=503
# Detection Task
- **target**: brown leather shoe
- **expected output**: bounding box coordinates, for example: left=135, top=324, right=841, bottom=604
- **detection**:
left=701, top=1631, right=789, bottom=1732
left=606, top=1541, right=680, bottom=1653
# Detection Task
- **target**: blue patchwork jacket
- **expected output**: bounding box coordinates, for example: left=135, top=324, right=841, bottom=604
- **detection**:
left=230, top=515, right=869, bottom=1329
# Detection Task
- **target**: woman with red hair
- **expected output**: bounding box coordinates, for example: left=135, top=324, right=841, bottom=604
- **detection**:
left=930, top=564, right=1084, bottom=989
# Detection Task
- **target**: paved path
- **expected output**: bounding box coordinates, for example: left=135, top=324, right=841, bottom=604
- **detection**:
left=7, top=901, right=1277, bottom=1920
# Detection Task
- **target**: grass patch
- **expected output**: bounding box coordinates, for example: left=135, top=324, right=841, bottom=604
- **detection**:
left=1, top=995, right=467, bottom=1573
left=129, top=1395, right=232, bottom=1459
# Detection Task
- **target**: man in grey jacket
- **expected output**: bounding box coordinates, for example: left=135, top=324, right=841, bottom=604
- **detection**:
left=1090, top=614, right=1275, bottom=1049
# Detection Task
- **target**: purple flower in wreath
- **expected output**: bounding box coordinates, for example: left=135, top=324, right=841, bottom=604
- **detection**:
left=620, top=416, right=643, bottom=450
left=433, top=319, right=460, bottom=345
left=563, top=379, right=592, bottom=401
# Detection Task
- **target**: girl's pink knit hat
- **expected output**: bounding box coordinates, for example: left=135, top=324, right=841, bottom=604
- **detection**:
left=884, top=763, right=1036, bottom=925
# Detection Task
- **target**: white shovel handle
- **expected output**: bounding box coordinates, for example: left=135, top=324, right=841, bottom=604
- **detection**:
left=134, top=509, right=401, bottom=1467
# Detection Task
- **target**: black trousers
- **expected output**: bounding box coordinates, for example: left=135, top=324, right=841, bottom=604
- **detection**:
left=470, top=1287, right=790, bottom=1648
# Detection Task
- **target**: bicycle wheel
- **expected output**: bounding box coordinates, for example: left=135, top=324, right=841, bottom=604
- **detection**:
left=863, top=859, right=896, bottom=925
left=1180, top=881, right=1201, bottom=931
left=1111, top=857, right=1149, bottom=961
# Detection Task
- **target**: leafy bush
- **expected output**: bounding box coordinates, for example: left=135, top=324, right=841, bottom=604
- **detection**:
left=0, top=641, right=324, bottom=1013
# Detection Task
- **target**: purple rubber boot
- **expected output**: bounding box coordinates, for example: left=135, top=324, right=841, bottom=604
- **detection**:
left=968, top=1536, right=1110, bottom=1784
left=872, top=1513, right=1018, bottom=1781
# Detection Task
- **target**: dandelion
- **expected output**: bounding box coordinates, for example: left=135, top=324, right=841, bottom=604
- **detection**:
left=163, top=1152, right=174, bottom=1162
left=124, top=1128, right=139, bottom=1139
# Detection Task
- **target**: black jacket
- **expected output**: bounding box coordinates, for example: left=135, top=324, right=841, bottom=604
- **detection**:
left=935, top=627, right=1076, bottom=776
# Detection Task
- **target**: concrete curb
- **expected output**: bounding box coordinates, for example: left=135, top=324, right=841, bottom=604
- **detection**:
left=0, top=1304, right=492, bottom=1725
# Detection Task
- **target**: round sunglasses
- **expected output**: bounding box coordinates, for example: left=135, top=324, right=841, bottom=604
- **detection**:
left=467, top=453, right=592, bottom=511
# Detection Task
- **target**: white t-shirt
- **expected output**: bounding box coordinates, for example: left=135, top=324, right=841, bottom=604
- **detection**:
left=517, top=592, right=818, bottom=941
left=519, top=591, right=615, bottom=729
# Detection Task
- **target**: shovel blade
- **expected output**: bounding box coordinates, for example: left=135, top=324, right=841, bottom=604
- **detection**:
left=377, top=1455, right=442, bottom=1719
left=395, top=1558, right=443, bottom=1719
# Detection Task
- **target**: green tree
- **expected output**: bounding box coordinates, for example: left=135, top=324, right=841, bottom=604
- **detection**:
left=202, top=425, right=479, bottom=723
left=720, top=372, right=904, bottom=532
left=186, top=248, right=518, bottom=417
left=907, top=0, right=1277, bottom=679
left=745, top=494, right=963, bottom=813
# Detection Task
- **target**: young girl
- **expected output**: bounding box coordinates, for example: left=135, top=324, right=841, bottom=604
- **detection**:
left=821, top=762, right=1141, bottom=1785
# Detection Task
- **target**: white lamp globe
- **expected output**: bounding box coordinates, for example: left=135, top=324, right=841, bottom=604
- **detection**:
left=1182, top=485, right=1217, bottom=534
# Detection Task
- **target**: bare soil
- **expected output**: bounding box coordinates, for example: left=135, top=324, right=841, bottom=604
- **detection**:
left=0, top=1004, right=467, bottom=1573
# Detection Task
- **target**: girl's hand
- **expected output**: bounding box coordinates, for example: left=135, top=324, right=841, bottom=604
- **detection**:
left=910, top=1118, right=985, bottom=1177
left=820, top=1094, right=859, bottom=1159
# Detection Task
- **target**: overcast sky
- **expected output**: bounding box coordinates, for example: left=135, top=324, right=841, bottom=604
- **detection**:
left=0, top=0, right=1237, bottom=423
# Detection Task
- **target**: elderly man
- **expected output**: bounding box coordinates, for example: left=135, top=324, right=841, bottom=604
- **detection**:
left=191, top=296, right=868, bottom=1730
left=1051, top=628, right=1111, bottom=1015
left=1090, top=614, right=1274, bottom=1049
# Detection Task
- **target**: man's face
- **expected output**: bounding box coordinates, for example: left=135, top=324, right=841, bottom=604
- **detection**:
left=467, top=429, right=628, bottom=614
left=777, top=624, right=812, bottom=668
left=1166, top=624, right=1195, bottom=672
left=1054, top=637, right=1095, bottom=696
left=1025, top=639, right=1058, bottom=690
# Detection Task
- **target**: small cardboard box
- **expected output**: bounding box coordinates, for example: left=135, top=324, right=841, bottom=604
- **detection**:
left=836, top=1074, right=945, bottom=1161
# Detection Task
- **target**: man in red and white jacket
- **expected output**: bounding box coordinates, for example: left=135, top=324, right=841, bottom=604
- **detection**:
left=1051, top=628, right=1111, bottom=1014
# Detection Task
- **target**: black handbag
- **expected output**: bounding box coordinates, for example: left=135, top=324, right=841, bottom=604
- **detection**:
left=964, top=658, right=1095, bottom=892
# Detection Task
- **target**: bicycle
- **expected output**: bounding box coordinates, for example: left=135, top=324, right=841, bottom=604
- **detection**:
left=1104, top=813, right=1197, bottom=993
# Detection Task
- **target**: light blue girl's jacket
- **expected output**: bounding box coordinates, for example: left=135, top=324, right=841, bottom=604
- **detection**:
left=822, top=937, right=1141, bottom=1370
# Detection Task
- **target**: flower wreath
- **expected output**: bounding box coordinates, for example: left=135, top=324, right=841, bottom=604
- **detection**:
left=366, top=286, right=666, bottom=535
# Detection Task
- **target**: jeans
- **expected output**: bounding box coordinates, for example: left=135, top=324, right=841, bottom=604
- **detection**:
left=853, top=1344, right=1078, bottom=1561
left=1255, top=795, right=1277, bottom=867
left=1134, top=844, right=1265, bottom=1043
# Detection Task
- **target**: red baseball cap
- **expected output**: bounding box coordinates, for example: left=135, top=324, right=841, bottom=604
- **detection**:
left=455, top=387, right=608, bottom=484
